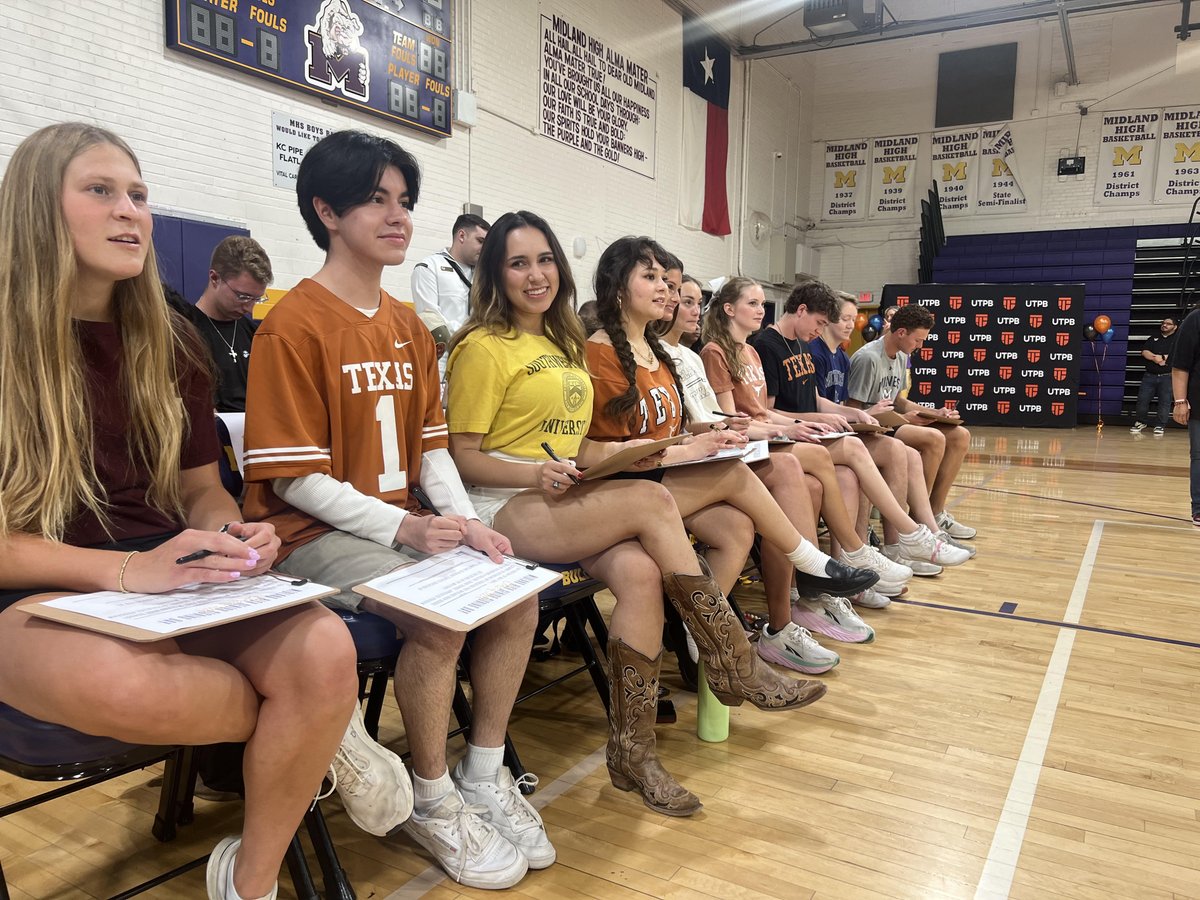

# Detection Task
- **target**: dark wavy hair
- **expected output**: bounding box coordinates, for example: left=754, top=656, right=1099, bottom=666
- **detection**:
left=447, top=210, right=585, bottom=367
left=593, top=236, right=688, bottom=429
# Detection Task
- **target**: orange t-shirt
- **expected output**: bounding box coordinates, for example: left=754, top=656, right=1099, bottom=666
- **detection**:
left=585, top=342, right=683, bottom=440
left=700, top=342, right=770, bottom=421
left=241, top=279, right=445, bottom=558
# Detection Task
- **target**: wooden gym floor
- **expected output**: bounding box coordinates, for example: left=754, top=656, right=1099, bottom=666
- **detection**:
left=1, top=425, right=1197, bottom=899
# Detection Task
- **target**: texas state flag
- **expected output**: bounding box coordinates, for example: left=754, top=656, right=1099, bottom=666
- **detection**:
left=679, top=16, right=731, bottom=236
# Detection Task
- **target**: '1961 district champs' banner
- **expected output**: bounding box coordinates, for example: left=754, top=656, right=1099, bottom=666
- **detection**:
left=880, top=283, right=1084, bottom=428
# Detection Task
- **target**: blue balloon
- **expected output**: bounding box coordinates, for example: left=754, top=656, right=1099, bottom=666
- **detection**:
left=868, top=314, right=884, bottom=330
left=1101, top=328, right=1115, bottom=344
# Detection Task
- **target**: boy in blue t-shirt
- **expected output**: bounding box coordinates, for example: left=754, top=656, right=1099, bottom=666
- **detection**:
left=809, top=304, right=852, bottom=404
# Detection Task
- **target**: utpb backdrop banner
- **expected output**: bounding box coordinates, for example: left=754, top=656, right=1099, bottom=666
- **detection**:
left=823, top=141, right=869, bottom=220
left=868, top=135, right=919, bottom=219
left=539, top=10, right=657, bottom=178
left=880, top=283, right=1084, bottom=428
left=166, top=0, right=454, bottom=137
left=1095, top=110, right=1161, bottom=205
left=1155, top=106, right=1200, bottom=204
left=977, top=124, right=1026, bottom=214
left=930, top=129, right=980, bottom=217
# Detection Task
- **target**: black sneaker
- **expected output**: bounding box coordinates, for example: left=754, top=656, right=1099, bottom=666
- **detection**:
left=793, top=558, right=879, bottom=598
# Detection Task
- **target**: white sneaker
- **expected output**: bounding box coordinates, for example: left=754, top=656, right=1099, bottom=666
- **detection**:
left=850, top=588, right=890, bottom=609
left=939, top=530, right=976, bottom=558
left=791, top=594, right=875, bottom=644
left=935, top=510, right=977, bottom=540
left=330, top=704, right=413, bottom=836
left=453, top=763, right=556, bottom=869
left=206, top=836, right=278, bottom=900
left=882, top=542, right=943, bottom=577
left=840, top=545, right=911, bottom=597
left=1129, top=422, right=1146, bottom=434
left=403, top=789, right=528, bottom=889
left=757, top=622, right=840, bottom=674
left=900, top=525, right=971, bottom=567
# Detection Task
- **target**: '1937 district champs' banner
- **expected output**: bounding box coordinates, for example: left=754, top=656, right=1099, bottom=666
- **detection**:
left=880, top=283, right=1084, bottom=428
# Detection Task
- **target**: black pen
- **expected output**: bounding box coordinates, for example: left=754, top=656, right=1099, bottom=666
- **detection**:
left=539, top=441, right=583, bottom=485
left=175, top=523, right=248, bottom=565
left=709, top=410, right=749, bottom=418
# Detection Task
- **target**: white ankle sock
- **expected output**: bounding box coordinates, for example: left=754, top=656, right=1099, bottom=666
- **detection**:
left=842, top=543, right=872, bottom=562
left=225, top=862, right=277, bottom=900
left=413, top=769, right=454, bottom=810
left=787, top=540, right=832, bottom=575
left=459, top=743, right=504, bottom=782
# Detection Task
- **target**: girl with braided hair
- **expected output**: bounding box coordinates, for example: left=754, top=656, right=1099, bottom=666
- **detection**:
left=585, top=236, right=878, bottom=687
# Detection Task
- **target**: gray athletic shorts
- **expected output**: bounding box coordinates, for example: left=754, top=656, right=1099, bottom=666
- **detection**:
left=278, top=531, right=427, bottom=612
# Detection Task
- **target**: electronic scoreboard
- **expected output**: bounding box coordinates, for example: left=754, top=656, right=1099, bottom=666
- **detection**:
left=165, top=0, right=453, bottom=138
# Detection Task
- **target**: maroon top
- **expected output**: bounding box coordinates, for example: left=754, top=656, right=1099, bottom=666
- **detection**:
left=66, top=321, right=220, bottom=546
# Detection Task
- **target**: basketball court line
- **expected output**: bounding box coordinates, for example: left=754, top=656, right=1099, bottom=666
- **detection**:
left=973, top=519, right=1103, bottom=900
left=955, top=484, right=1192, bottom=523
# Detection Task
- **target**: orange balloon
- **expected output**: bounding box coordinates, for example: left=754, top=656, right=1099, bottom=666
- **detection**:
left=1093, top=315, right=1111, bottom=334
left=854, top=313, right=868, bottom=331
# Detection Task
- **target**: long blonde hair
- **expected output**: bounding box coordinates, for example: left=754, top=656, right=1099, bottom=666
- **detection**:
left=0, top=123, right=199, bottom=539
left=701, top=276, right=759, bottom=383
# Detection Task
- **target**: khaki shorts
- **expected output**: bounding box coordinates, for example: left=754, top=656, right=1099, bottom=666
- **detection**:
left=278, top=531, right=427, bottom=612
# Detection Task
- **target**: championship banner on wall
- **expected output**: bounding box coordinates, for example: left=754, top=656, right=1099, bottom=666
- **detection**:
left=539, top=9, right=657, bottom=178
left=868, top=135, right=919, bottom=219
left=930, top=129, right=979, bottom=217
left=166, top=0, right=454, bottom=138
left=1095, top=109, right=1161, bottom=205
left=880, top=283, right=1084, bottom=428
left=977, top=124, right=1026, bottom=214
left=823, top=140, right=869, bottom=220
left=1154, top=106, right=1200, bottom=204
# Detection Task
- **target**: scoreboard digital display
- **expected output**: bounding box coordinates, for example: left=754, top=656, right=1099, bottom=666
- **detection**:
left=881, top=283, right=1085, bottom=428
left=165, top=0, right=453, bottom=138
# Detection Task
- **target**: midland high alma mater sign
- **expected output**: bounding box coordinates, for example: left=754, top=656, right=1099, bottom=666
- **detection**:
left=166, top=0, right=454, bottom=138
left=879, top=283, right=1084, bottom=428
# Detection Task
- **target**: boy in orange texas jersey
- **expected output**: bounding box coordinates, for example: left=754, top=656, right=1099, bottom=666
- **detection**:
left=242, top=131, right=550, bottom=891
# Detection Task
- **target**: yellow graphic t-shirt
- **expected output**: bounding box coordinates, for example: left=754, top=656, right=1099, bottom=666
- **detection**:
left=446, top=329, right=593, bottom=460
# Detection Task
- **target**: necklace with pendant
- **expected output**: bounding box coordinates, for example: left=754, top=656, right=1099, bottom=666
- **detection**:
left=206, top=316, right=240, bottom=361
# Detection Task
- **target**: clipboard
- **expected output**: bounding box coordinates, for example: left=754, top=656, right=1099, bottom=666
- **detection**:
left=914, top=408, right=963, bottom=426
left=579, top=434, right=686, bottom=480
left=354, top=546, right=561, bottom=632
left=873, top=410, right=909, bottom=429
left=27, top=577, right=337, bottom=642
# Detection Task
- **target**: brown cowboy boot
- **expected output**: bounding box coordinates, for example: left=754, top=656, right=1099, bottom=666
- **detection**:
left=606, top=638, right=702, bottom=817
left=663, top=572, right=826, bottom=711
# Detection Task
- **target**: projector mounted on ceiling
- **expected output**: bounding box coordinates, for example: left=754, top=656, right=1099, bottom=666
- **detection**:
left=802, top=0, right=883, bottom=37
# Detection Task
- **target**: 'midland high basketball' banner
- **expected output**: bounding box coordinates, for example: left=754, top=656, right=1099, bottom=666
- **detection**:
left=868, top=135, right=919, bottom=219
left=1094, top=111, right=1161, bottom=206
left=823, top=141, right=869, bottom=220
left=930, top=129, right=980, bottom=217
left=880, top=283, right=1085, bottom=428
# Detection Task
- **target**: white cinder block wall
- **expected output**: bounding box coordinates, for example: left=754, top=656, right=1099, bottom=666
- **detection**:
left=799, top=3, right=1199, bottom=301
left=0, top=0, right=804, bottom=298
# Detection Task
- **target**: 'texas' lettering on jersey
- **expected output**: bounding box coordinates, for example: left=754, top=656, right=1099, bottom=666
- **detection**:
left=782, top=352, right=815, bottom=382
left=341, top=360, right=416, bottom=394
left=636, top=384, right=683, bottom=436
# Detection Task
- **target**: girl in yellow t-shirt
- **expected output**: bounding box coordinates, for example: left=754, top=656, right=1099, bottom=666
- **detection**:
left=447, top=212, right=820, bottom=819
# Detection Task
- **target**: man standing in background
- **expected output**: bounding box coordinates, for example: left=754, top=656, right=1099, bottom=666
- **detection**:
left=411, top=213, right=490, bottom=340
left=1171, top=308, right=1200, bottom=527
left=1130, top=315, right=1179, bottom=436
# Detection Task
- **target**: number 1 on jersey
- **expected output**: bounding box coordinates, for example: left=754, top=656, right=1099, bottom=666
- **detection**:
left=375, top=395, right=408, bottom=492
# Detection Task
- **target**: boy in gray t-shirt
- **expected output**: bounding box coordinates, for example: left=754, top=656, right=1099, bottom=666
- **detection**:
left=847, top=337, right=908, bottom=404
left=844, top=306, right=978, bottom=542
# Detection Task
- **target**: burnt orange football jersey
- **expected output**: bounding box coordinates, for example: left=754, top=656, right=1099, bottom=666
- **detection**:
left=242, top=279, right=446, bottom=558
left=585, top=342, right=683, bottom=441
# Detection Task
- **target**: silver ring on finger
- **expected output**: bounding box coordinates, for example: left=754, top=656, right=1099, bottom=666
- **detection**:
left=552, top=480, right=562, bottom=489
